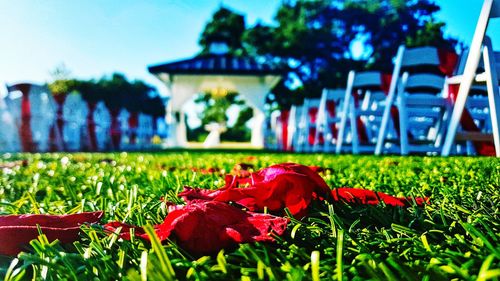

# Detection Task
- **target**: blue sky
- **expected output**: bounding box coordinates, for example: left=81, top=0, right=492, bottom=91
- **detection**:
left=0, top=0, right=498, bottom=90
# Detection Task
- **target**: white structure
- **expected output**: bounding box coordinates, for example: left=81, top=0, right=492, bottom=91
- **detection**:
left=203, top=122, right=227, bottom=148
left=118, top=108, right=130, bottom=148
left=5, top=83, right=58, bottom=152
left=0, top=89, right=20, bottom=152
left=337, top=71, right=396, bottom=154
left=442, top=0, right=500, bottom=156
left=93, top=101, right=112, bottom=151
left=375, top=46, right=450, bottom=155
left=148, top=41, right=282, bottom=148
left=62, top=93, right=88, bottom=151
left=137, top=113, right=154, bottom=148
left=315, top=89, right=345, bottom=153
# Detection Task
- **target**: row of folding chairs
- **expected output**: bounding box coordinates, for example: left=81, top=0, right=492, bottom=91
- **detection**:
left=0, top=84, right=161, bottom=152
left=276, top=42, right=499, bottom=156
left=274, top=0, right=500, bottom=156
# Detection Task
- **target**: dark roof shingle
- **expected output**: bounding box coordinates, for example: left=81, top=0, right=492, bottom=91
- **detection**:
left=148, top=54, right=282, bottom=76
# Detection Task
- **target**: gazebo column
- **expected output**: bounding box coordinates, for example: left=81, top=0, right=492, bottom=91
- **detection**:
left=176, top=110, right=188, bottom=147
left=166, top=109, right=188, bottom=148
left=251, top=108, right=265, bottom=148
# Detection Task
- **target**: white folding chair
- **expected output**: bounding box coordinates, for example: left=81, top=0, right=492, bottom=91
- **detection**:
left=62, top=93, right=88, bottom=151
left=0, top=90, right=20, bottom=152
left=376, top=46, right=450, bottom=155
left=443, top=49, right=498, bottom=155
left=296, top=98, right=321, bottom=152
left=93, top=101, right=112, bottom=151
left=117, top=108, right=130, bottom=149
left=264, top=113, right=278, bottom=150
left=138, top=113, right=154, bottom=149
left=5, top=83, right=60, bottom=152
left=275, top=110, right=289, bottom=151
left=314, top=89, right=345, bottom=153
left=337, top=71, right=397, bottom=154
left=442, top=0, right=500, bottom=156
left=287, top=105, right=303, bottom=152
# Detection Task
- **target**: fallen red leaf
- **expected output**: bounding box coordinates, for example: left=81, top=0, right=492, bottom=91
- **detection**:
left=180, top=163, right=331, bottom=218
left=104, top=201, right=288, bottom=255
left=0, top=211, right=104, bottom=256
left=331, top=188, right=428, bottom=207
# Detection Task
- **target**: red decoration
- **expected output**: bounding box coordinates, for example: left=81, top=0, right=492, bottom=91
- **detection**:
left=9, top=84, right=35, bottom=152
left=437, top=49, right=495, bottom=156
left=0, top=211, right=104, bottom=256
left=181, top=163, right=332, bottom=218
left=308, top=127, right=317, bottom=145
left=128, top=112, right=139, bottom=144
left=308, top=107, right=318, bottom=123
left=331, top=188, right=428, bottom=207
left=110, top=109, right=121, bottom=150
left=104, top=201, right=288, bottom=256
left=437, top=49, right=459, bottom=77
left=49, top=93, right=67, bottom=151
left=279, top=110, right=290, bottom=151
left=447, top=84, right=495, bottom=156
left=326, top=100, right=336, bottom=118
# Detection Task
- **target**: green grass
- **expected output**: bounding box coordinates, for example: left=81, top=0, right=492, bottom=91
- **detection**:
left=0, top=152, right=499, bottom=280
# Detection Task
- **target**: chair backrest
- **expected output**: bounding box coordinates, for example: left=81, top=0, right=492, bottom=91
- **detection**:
left=0, top=93, right=20, bottom=152
left=401, top=46, right=441, bottom=70
left=287, top=105, right=302, bottom=151
left=118, top=108, right=130, bottom=128
left=320, top=89, right=345, bottom=118
left=397, top=46, right=448, bottom=96
left=63, top=93, right=88, bottom=125
left=490, top=0, right=500, bottom=18
left=302, top=98, right=321, bottom=126
left=93, top=101, right=111, bottom=127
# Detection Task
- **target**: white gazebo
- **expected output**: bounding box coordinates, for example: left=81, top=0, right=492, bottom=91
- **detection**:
left=148, top=42, right=282, bottom=148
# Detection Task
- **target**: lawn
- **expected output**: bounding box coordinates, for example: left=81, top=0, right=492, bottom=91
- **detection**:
left=0, top=152, right=499, bottom=280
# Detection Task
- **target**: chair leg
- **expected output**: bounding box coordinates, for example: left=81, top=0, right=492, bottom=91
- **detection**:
left=350, top=102, right=359, bottom=154
left=398, top=95, right=409, bottom=155
left=336, top=72, right=355, bottom=154
left=483, top=40, right=500, bottom=156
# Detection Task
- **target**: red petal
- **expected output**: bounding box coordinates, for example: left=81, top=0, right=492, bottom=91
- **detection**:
left=106, top=202, right=288, bottom=256
left=160, top=201, right=288, bottom=255
left=0, top=211, right=103, bottom=256
left=331, top=188, right=427, bottom=207
left=215, top=163, right=331, bottom=217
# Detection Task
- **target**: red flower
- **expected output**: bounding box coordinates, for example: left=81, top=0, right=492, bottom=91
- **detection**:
left=105, top=201, right=288, bottom=255
left=0, top=211, right=104, bottom=256
left=181, top=163, right=331, bottom=217
left=331, top=188, right=428, bottom=207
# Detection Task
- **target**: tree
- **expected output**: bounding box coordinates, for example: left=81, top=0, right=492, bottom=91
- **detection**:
left=198, top=6, right=246, bottom=56
left=244, top=0, right=459, bottom=108
left=48, top=70, right=163, bottom=116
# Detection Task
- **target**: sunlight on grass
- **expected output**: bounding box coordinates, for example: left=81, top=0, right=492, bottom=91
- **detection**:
left=0, top=152, right=499, bottom=280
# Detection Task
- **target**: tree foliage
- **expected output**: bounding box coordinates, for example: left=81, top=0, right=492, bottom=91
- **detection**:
left=198, top=6, right=246, bottom=56
left=243, top=0, right=459, bottom=108
left=48, top=72, right=165, bottom=116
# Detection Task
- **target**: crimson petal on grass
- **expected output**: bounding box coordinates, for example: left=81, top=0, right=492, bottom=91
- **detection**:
left=0, top=211, right=104, bottom=256
left=331, top=188, right=428, bottom=207
left=181, top=163, right=428, bottom=217
left=104, top=201, right=288, bottom=255
left=181, top=163, right=332, bottom=218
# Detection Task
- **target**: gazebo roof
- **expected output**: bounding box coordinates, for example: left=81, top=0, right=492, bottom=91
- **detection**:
left=148, top=54, right=282, bottom=76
